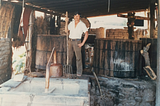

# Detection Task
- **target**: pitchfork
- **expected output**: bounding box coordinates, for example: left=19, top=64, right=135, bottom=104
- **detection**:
left=63, top=11, right=73, bottom=77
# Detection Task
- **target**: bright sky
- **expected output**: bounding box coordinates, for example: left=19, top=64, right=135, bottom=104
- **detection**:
left=87, top=12, right=148, bottom=29
left=35, top=11, right=148, bottom=29
left=88, top=15, right=127, bottom=29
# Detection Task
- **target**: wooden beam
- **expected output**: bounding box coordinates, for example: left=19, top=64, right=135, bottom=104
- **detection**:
left=25, top=3, right=62, bottom=16
left=117, top=13, right=157, bottom=21
left=10, top=2, right=63, bottom=16
left=150, top=2, right=155, bottom=38
left=156, top=0, right=160, bottom=105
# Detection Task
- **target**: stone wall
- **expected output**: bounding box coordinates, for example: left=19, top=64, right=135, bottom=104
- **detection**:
left=0, top=38, right=12, bottom=84
left=90, top=76, right=156, bottom=106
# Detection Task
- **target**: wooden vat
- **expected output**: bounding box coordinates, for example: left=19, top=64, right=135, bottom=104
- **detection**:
left=35, top=34, right=67, bottom=69
left=93, top=38, right=142, bottom=78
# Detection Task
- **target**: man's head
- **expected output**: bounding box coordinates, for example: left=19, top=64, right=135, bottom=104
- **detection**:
left=74, top=11, right=81, bottom=16
left=74, top=11, right=81, bottom=22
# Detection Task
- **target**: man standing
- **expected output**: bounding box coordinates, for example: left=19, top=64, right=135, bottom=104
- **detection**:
left=65, top=12, right=88, bottom=76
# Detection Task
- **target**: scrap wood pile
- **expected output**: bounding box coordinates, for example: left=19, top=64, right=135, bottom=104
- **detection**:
left=35, top=16, right=50, bottom=34
left=134, top=29, right=148, bottom=40
left=0, top=3, right=14, bottom=38
left=12, top=14, right=50, bottom=48
left=12, top=36, right=25, bottom=48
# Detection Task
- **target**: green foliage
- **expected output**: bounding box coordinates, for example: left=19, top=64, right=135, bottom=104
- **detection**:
left=12, top=52, right=26, bottom=74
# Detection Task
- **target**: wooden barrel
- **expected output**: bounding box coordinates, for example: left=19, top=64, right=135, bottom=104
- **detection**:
left=140, top=38, right=157, bottom=76
left=93, top=38, right=142, bottom=78
left=35, top=34, right=67, bottom=69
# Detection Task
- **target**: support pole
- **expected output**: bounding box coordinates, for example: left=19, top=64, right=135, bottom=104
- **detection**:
left=150, top=2, right=155, bottom=38
left=49, top=14, right=52, bottom=34
left=147, top=12, right=150, bottom=37
left=0, top=0, right=1, bottom=8
left=156, top=0, right=160, bottom=105
left=57, top=15, right=61, bottom=35
left=127, top=12, right=135, bottom=39
left=31, top=11, right=36, bottom=70
left=27, top=10, right=34, bottom=73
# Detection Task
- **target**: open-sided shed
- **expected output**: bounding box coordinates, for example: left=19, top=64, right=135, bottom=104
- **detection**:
left=0, top=0, right=160, bottom=105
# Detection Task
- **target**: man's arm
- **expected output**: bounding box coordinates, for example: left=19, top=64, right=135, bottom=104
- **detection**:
left=78, top=31, right=88, bottom=48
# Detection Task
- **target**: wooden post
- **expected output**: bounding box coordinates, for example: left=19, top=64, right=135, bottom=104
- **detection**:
left=0, top=0, right=1, bottom=8
left=50, top=15, right=55, bottom=34
left=150, top=2, right=155, bottom=38
left=127, top=12, right=135, bottom=39
left=156, top=0, right=160, bottom=105
left=31, top=10, right=37, bottom=71
left=57, top=15, right=61, bottom=35
left=50, top=14, right=52, bottom=34
left=147, top=12, right=150, bottom=38
left=27, top=9, right=34, bottom=73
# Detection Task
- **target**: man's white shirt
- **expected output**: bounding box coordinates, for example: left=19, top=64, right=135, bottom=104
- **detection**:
left=68, top=20, right=88, bottom=39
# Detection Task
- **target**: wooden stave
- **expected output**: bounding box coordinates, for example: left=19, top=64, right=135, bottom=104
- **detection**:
left=93, top=39, right=142, bottom=78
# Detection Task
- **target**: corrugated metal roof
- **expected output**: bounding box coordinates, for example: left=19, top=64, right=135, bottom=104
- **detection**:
left=14, top=0, right=152, bottom=17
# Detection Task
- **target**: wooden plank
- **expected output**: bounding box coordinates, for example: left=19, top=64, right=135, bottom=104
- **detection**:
left=117, top=13, right=157, bottom=21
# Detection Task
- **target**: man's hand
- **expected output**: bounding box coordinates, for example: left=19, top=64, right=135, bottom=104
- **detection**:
left=78, top=43, right=84, bottom=48
left=65, top=17, right=69, bottom=23
left=78, top=31, right=88, bottom=48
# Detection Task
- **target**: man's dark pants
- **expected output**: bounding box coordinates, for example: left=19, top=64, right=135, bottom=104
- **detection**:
left=68, top=39, right=83, bottom=76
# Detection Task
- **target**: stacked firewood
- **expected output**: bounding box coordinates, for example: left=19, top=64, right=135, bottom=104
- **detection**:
left=106, top=28, right=128, bottom=39
left=94, top=27, right=149, bottom=40
left=95, top=27, right=128, bottom=39
left=95, top=27, right=106, bottom=38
